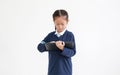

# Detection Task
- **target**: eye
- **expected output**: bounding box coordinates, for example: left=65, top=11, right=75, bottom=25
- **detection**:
left=57, top=23, right=60, bottom=25
left=61, top=23, right=64, bottom=25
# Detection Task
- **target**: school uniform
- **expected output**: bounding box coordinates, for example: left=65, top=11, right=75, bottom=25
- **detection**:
left=37, top=29, right=76, bottom=75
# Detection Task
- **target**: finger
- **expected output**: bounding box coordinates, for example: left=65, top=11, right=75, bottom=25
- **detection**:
left=62, top=41, right=65, bottom=46
left=55, top=42, right=60, bottom=47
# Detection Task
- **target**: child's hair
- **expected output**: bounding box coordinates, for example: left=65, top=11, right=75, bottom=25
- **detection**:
left=52, top=9, right=69, bottom=21
left=52, top=9, right=69, bottom=30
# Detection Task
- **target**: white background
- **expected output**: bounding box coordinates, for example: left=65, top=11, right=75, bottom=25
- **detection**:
left=0, top=0, right=120, bottom=75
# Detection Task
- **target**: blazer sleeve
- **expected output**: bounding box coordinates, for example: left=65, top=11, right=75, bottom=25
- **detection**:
left=60, top=33, right=76, bottom=58
left=37, top=33, right=50, bottom=53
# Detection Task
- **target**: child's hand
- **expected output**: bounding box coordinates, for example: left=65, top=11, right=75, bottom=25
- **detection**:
left=55, top=41, right=65, bottom=50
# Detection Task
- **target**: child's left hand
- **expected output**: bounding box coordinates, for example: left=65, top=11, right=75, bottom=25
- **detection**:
left=55, top=41, right=65, bottom=50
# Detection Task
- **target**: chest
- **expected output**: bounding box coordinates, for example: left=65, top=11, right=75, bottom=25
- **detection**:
left=49, top=33, right=70, bottom=42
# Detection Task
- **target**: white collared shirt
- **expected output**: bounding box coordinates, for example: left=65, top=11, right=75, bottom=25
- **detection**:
left=55, top=28, right=67, bottom=37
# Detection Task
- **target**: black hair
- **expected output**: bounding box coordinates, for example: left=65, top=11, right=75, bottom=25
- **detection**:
left=53, top=9, right=69, bottom=30
left=52, top=9, right=69, bottom=21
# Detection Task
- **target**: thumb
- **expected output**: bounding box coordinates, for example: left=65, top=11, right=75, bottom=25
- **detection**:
left=62, top=41, right=65, bottom=46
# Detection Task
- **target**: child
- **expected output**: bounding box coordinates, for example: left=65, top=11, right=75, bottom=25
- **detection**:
left=37, top=9, right=76, bottom=75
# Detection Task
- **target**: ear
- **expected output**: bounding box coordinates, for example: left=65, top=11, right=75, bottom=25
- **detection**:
left=66, top=19, right=69, bottom=24
left=55, top=27, right=56, bottom=30
left=67, top=19, right=69, bottom=22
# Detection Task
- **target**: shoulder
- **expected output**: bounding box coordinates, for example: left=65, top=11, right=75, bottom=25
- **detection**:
left=47, top=31, right=56, bottom=36
left=65, top=30, right=75, bottom=41
left=43, top=31, right=55, bottom=42
left=66, top=30, right=75, bottom=37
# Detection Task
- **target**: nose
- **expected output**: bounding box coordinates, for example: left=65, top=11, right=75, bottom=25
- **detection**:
left=59, top=25, right=62, bottom=29
left=58, top=24, right=63, bottom=29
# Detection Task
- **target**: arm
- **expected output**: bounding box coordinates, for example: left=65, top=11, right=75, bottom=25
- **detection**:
left=37, top=34, right=50, bottom=53
left=57, top=33, right=76, bottom=58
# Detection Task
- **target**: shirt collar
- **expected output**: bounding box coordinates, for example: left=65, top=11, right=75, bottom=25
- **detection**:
left=55, top=28, right=67, bottom=37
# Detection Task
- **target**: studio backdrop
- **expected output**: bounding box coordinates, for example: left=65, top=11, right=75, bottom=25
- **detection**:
left=0, top=0, right=120, bottom=75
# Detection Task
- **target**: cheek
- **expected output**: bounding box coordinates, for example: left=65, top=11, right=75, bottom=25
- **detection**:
left=63, top=23, right=67, bottom=28
left=63, top=21, right=68, bottom=26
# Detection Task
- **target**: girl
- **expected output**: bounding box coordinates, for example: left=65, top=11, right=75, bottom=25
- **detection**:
left=37, top=9, right=76, bottom=75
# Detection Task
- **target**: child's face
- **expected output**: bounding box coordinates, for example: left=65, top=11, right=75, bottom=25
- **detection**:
left=54, top=16, right=68, bottom=33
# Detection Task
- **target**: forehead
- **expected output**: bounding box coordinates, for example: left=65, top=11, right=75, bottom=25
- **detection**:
left=54, top=16, right=67, bottom=21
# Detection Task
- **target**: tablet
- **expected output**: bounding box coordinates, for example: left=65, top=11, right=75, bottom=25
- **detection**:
left=45, top=42, right=74, bottom=51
